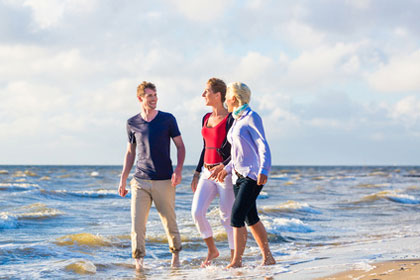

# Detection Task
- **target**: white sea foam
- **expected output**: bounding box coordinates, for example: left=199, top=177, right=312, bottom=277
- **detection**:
left=360, top=190, right=420, bottom=204
left=0, top=214, right=18, bottom=229
left=385, top=193, right=420, bottom=204
left=263, top=217, right=314, bottom=233
left=258, top=191, right=269, bottom=199
left=352, top=261, right=376, bottom=271
left=0, top=203, right=63, bottom=221
left=46, top=189, right=120, bottom=199
left=0, top=183, right=39, bottom=189
left=260, top=200, right=321, bottom=214
left=65, top=259, right=97, bottom=274
left=90, top=171, right=99, bottom=177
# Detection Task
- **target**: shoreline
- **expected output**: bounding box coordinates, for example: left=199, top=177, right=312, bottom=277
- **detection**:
left=317, top=259, right=420, bottom=280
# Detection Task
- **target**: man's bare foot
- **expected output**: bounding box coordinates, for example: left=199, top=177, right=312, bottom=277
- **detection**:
left=200, top=249, right=219, bottom=268
left=171, top=252, right=180, bottom=268
left=225, top=259, right=242, bottom=269
left=135, top=258, right=144, bottom=271
left=261, top=255, right=276, bottom=266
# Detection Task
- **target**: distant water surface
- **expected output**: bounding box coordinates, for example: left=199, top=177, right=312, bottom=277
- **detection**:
left=1, top=165, right=419, bottom=279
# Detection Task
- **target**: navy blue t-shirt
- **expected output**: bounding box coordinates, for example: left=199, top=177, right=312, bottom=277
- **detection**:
left=127, top=111, right=181, bottom=180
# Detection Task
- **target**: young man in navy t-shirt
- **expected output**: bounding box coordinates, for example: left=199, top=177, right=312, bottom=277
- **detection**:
left=118, top=81, right=185, bottom=270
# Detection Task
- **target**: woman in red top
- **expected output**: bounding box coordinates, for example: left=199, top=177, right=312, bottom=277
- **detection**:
left=191, top=78, right=235, bottom=267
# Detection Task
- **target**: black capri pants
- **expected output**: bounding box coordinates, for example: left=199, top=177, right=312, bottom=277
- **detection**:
left=230, top=176, right=263, bottom=228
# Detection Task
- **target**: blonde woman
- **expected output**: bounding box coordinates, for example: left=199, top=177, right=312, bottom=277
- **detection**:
left=191, top=78, right=235, bottom=267
left=213, top=82, right=275, bottom=268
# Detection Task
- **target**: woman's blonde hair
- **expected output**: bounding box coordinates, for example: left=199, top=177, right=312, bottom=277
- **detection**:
left=227, top=82, right=251, bottom=106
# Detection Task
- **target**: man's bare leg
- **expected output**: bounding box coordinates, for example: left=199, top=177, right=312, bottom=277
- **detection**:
left=135, top=258, right=144, bottom=271
left=171, top=252, right=180, bottom=268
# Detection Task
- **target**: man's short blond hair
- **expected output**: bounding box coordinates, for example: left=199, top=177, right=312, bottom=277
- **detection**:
left=137, top=81, right=156, bottom=98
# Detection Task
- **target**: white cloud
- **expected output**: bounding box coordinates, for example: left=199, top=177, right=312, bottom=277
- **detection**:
left=367, top=49, right=420, bottom=92
left=167, top=0, right=233, bottom=22
left=391, top=96, right=420, bottom=122
left=20, top=0, right=97, bottom=29
left=1, top=1, right=420, bottom=164
left=283, top=20, right=326, bottom=49
left=345, top=0, right=371, bottom=10
left=232, top=52, right=275, bottom=82
left=0, top=45, right=101, bottom=81
left=284, top=42, right=362, bottom=89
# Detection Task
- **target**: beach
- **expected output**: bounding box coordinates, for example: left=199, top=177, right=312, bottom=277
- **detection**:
left=1, top=165, right=419, bottom=279
left=318, top=259, right=420, bottom=280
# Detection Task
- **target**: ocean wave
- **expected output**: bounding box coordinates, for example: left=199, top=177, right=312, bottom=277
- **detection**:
left=311, top=176, right=326, bottom=181
left=270, top=174, right=289, bottom=179
left=260, top=201, right=321, bottom=214
left=258, top=191, right=269, bottom=199
left=12, top=170, right=38, bottom=177
left=65, top=259, right=97, bottom=275
left=90, top=171, right=99, bottom=177
left=0, top=169, right=8, bottom=174
left=0, top=215, right=18, bottom=229
left=357, top=190, right=420, bottom=205
left=40, top=189, right=121, bottom=199
left=0, top=203, right=63, bottom=221
left=356, top=183, right=389, bottom=188
left=0, top=182, right=39, bottom=191
left=55, top=233, right=113, bottom=247
left=264, top=217, right=314, bottom=233
left=368, top=171, right=390, bottom=177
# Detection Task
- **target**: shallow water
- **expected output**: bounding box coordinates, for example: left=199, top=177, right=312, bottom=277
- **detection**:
left=1, top=165, right=419, bottom=279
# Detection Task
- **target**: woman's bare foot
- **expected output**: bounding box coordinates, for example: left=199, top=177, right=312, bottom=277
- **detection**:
left=225, top=259, right=242, bottom=269
left=171, top=252, right=180, bottom=268
left=201, top=249, right=219, bottom=267
left=135, top=258, right=144, bottom=271
left=261, top=255, right=276, bottom=266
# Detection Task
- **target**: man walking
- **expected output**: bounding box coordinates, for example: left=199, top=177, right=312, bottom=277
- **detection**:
left=118, top=81, right=185, bottom=270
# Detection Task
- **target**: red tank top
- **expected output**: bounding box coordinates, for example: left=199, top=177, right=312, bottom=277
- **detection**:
left=202, top=113, right=228, bottom=164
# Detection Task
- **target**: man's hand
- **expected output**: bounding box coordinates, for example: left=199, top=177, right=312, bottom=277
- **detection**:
left=171, top=168, right=182, bottom=187
left=257, top=173, right=267, bottom=186
left=118, top=181, right=128, bottom=197
left=216, top=169, right=228, bottom=183
left=208, top=164, right=224, bottom=181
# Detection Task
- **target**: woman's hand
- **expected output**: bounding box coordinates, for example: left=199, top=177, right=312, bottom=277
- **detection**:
left=191, top=172, right=200, bottom=193
left=257, top=173, right=267, bottom=186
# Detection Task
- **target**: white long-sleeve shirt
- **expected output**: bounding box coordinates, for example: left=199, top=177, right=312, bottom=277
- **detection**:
left=225, top=107, right=271, bottom=181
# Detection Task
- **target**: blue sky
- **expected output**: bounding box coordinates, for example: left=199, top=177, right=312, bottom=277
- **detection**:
left=1, top=0, right=420, bottom=165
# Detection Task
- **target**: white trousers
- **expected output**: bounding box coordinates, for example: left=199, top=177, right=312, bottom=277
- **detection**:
left=191, top=167, right=235, bottom=249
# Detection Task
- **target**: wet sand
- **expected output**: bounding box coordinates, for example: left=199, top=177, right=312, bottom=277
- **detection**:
left=318, top=259, right=420, bottom=280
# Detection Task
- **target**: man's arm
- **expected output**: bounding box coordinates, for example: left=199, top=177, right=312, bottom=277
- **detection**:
left=171, top=135, right=185, bottom=187
left=118, top=143, right=136, bottom=197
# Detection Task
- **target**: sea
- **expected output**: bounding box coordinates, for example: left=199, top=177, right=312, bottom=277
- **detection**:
left=1, top=165, right=419, bottom=279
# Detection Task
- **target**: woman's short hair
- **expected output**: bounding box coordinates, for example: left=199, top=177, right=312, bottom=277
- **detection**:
left=137, top=81, right=156, bottom=98
left=227, top=82, right=251, bottom=105
left=207, top=78, right=226, bottom=103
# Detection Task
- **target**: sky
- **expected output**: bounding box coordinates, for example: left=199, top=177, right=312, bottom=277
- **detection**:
left=1, top=0, right=420, bottom=166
